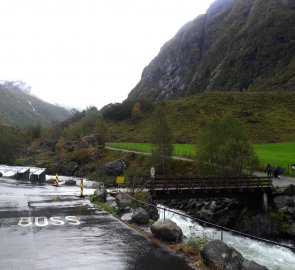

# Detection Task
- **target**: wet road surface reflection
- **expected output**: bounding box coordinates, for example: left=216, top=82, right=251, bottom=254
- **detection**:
left=0, top=178, right=193, bottom=270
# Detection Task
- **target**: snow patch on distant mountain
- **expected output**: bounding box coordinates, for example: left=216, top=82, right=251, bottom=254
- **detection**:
left=0, top=80, right=31, bottom=94
left=27, top=100, right=36, bottom=112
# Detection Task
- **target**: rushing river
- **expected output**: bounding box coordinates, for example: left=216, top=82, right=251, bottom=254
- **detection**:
left=159, top=206, right=295, bottom=270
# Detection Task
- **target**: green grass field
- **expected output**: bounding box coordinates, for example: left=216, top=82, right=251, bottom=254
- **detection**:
left=106, top=142, right=295, bottom=175
left=106, top=142, right=197, bottom=157
left=253, top=142, right=295, bottom=173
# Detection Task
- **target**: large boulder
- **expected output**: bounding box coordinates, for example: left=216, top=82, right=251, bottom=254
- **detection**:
left=121, top=211, right=134, bottom=222
left=91, top=182, right=105, bottom=189
left=65, top=179, right=76, bottom=186
left=151, top=219, right=183, bottom=242
left=46, top=178, right=56, bottom=185
left=141, top=204, right=159, bottom=221
left=132, top=207, right=150, bottom=225
left=287, top=223, right=295, bottom=236
left=201, top=240, right=268, bottom=270
left=64, top=140, right=79, bottom=152
left=94, top=188, right=107, bottom=203
left=139, top=193, right=159, bottom=221
left=82, top=134, right=104, bottom=148
left=115, top=193, right=133, bottom=210
left=104, top=160, right=127, bottom=176
left=64, top=162, right=79, bottom=176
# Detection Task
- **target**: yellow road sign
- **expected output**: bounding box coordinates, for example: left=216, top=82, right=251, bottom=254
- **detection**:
left=116, top=176, right=125, bottom=184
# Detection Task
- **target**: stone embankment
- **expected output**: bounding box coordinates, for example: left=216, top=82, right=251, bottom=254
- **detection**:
left=163, top=185, right=295, bottom=241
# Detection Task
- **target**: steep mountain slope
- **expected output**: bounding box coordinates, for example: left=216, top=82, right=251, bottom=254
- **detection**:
left=0, top=83, right=70, bottom=127
left=106, top=92, right=295, bottom=144
left=128, top=0, right=295, bottom=101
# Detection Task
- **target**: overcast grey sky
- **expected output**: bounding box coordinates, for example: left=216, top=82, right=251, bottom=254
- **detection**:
left=0, top=0, right=215, bottom=110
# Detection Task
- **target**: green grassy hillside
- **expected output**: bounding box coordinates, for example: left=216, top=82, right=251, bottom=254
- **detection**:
left=105, top=91, right=295, bottom=144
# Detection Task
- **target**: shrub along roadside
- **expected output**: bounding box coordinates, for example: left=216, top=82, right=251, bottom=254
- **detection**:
left=89, top=195, right=119, bottom=216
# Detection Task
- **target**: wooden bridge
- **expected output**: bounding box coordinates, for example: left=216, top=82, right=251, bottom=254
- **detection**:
left=147, top=176, right=273, bottom=199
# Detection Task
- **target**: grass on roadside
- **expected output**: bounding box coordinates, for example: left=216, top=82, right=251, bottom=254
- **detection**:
left=89, top=195, right=119, bottom=216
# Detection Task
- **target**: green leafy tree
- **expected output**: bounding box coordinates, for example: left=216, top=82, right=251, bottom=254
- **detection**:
left=0, top=125, right=28, bottom=164
left=26, top=123, right=42, bottom=138
left=0, top=136, right=16, bottom=164
left=197, top=114, right=259, bottom=176
left=63, top=107, right=107, bottom=141
left=150, top=105, right=173, bottom=176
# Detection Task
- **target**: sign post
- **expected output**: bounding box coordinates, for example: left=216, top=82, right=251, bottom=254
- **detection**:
left=80, top=179, right=85, bottom=198
left=150, top=167, right=155, bottom=196
left=55, top=174, right=59, bottom=187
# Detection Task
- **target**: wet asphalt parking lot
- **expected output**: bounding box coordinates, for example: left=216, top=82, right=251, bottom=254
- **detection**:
left=0, top=177, right=193, bottom=270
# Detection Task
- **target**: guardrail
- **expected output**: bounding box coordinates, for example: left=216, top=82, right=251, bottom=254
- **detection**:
left=119, top=191, right=295, bottom=252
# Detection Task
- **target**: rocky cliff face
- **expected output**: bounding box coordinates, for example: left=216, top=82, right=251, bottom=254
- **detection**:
left=128, top=0, right=295, bottom=101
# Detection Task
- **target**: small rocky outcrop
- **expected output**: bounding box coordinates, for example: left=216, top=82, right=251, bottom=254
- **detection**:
left=274, top=195, right=295, bottom=211
left=40, top=140, right=56, bottom=151
left=104, top=160, right=127, bottom=176
left=151, top=219, right=183, bottom=242
left=201, top=240, right=268, bottom=270
left=91, top=182, right=105, bottom=189
left=236, top=214, right=279, bottom=237
left=63, top=162, right=79, bottom=176
left=167, top=198, right=240, bottom=227
left=115, top=193, right=133, bottom=210
left=0, top=172, right=3, bottom=177
left=132, top=207, right=150, bottom=225
left=64, top=140, right=79, bottom=152
left=271, top=185, right=295, bottom=238
left=82, top=134, right=104, bottom=148
left=287, top=223, right=295, bottom=236
left=46, top=178, right=56, bottom=184
left=137, top=192, right=159, bottom=221
left=121, top=211, right=134, bottom=222
left=140, top=203, right=159, bottom=221
left=281, top=0, right=295, bottom=8
left=94, top=188, right=107, bottom=203
left=65, top=179, right=76, bottom=186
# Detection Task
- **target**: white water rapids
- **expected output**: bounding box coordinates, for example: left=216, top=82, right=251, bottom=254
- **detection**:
left=159, top=206, right=295, bottom=270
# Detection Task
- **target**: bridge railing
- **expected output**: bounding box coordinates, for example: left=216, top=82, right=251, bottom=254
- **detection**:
left=147, top=176, right=272, bottom=192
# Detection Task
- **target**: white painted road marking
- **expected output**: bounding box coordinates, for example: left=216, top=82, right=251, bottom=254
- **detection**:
left=18, top=217, right=33, bottom=227
left=18, top=216, right=80, bottom=227
left=35, top=217, right=48, bottom=227
left=50, top=217, right=65, bottom=226
left=65, top=216, right=80, bottom=225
